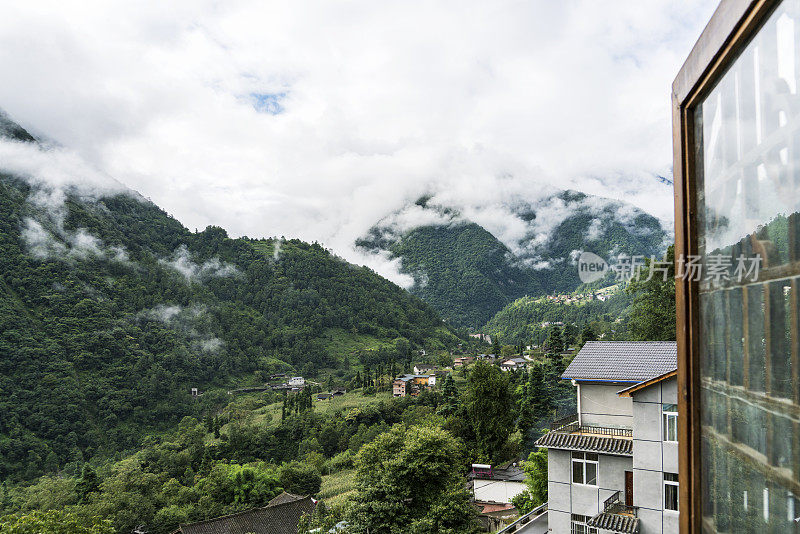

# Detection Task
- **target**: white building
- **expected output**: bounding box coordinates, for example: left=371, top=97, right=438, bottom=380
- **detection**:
left=288, top=376, right=305, bottom=387
left=468, top=463, right=527, bottom=504
left=413, top=364, right=436, bottom=375
left=536, top=341, right=678, bottom=534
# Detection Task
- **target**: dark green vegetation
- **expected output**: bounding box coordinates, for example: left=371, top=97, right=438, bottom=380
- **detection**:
left=0, top=130, right=456, bottom=485
left=483, top=245, right=676, bottom=352
left=625, top=245, right=677, bottom=341
left=510, top=449, right=548, bottom=514
left=347, top=425, right=478, bottom=534
left=357, top=192, right=666, bottom=327
left=484, top=288, right=634, bottom=345
left=360, top=222, right=543, bottom=329
left=2, top=359, right=572, bottom=533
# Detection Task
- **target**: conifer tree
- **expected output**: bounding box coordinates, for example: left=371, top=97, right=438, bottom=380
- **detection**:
left=76, top=464, right=100, bottom=504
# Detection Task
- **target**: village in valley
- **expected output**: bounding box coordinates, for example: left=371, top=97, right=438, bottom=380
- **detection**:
left=7, top=0, right=768, bottom=532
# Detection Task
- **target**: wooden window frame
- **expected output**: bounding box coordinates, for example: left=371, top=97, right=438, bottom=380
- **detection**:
left=672, top=0, right=783, bottom=531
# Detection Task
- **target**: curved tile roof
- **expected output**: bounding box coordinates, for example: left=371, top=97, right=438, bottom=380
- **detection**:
left=535, top=432, right=633, bottom=456
left=587, top=512, right=640, bottom=533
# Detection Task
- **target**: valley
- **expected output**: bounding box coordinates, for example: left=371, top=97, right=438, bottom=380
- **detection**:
left=0, top=115, right=672, bottom=533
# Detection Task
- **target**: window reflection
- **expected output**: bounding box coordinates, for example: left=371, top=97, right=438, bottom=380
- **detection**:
left=696, top=1, right=800, bottom=531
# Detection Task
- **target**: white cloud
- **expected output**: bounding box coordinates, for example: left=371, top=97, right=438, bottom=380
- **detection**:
left=160, top=244, right=241, bottom=282
left=0, top=0, right=716, bottom=285
left=138, top=303, right=225, bottom=354
left=19, top=216, right=132, bottom=263
left=141, top=304, right=184, bottom=323
left=21, top=218, right=67, bottom=259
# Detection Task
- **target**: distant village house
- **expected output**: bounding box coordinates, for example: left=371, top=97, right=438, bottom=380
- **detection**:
left=392, top=374, right=435, bottom=397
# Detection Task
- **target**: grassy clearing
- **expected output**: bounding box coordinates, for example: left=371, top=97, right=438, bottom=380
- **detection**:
left=250, top=389, right=395, bottom=426
left=319, top=468, right=357, bottom=510
left=320, top=328, right=393, bottom=357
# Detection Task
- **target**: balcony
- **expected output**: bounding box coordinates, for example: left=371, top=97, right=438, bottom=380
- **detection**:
left=587, top=491, right=639, bottom=533
left=535, top=414, right=633, bottom=455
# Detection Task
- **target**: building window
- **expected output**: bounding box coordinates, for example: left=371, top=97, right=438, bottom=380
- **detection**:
left=662, top=403, right=678, bottom=442
left=570, top=514, right=598, bottom=534
left=571, top=452, right=598, bottom=486
left=664, top=472, right=679, bottom=511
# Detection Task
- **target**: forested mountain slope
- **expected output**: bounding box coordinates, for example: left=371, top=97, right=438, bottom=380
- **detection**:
left=0, top=121, right=454, bottom=483
left=484, top=290, right=634, bottom=345
left=358, top=192, right=667, bottom=327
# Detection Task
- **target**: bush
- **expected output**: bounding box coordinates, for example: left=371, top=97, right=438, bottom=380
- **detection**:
left=328, top=450, right=354, bottom=473
left=278, top=462, right=322, bottom=495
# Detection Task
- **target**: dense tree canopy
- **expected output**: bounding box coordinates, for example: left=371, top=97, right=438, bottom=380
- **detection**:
left=0, top=172, right=456, bottom=483
left=347, top=424, right=477, bottom=534
left=626, top=245, right=676, bottom=341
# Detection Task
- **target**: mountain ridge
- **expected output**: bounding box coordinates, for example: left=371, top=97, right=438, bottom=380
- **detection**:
left=357, top=190, right=667, bottom=327
left=0, top=115, right=457, bottom=482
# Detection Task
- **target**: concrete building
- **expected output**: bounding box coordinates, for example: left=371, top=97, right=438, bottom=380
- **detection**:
left=392, top=374, right=433, bottom=397
left=454, top=356, right=475, bottom=367
left=536, top=341, right=677, bottom=534
left=500, top=357, right=527, bottom=372
left=413, top=364, right=436, bottom=375
left=468, top=463, right=527, bottom=504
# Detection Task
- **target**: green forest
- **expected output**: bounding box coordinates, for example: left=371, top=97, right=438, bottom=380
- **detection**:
left=0, top=170, right=460, bottom=486
left=483, top=248, right=677, bottom=346
left=1, top=356, right=574, bottom=533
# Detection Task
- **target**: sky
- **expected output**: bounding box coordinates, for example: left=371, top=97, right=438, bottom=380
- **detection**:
left=0, top=0, right=718, bottom=282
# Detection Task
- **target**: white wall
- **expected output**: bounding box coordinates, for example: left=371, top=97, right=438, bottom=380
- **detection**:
left=631, top=376, right=679, bottom=534
left=579, top=382, right=633, bottom=427
left=473, top=479, right=527, bottom=503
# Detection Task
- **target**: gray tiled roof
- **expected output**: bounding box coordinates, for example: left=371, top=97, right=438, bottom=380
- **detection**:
left=178, top=493, right=315, bottom=534
left=535, top=432, right=633, bottom=456
left=587, top=512, right=640, bottom=533
left=467, top=465, right=525, bottom=482
left=562, top=341, right=677, bottom=382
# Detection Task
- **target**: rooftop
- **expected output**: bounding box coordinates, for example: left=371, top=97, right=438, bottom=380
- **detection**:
left=536, top=431, right=632, bottom=456
left=467, top=462, right=525, bottom=482
left=394, top=374, right=431, bottom=382
left=587, top=491, right=640, bottom=533
left=587, top=511, right=639, bottom=533
left=562, top=341, right=677, bottom=383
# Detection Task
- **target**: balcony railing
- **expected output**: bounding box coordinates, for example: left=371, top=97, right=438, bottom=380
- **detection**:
left=550, top=412, right=578, bottom=431
left=496, top=502, right=547, bottom=533
left=550, top=421, right=633, bottom=438
left=602, top=490, right=637, bottom=517
left=604, top=490, right=621, bottom=512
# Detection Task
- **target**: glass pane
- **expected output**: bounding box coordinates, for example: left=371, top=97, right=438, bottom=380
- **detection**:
left=694, top=1, right=800, bottom=531
left=573, top=460, right=583, bottom=484
left=666, top=483, right=679, bottom=511
left=586, top=461, right=597, bottom=486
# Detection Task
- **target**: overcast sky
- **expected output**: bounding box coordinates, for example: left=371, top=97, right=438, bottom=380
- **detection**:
left=0, top=0, right=717, bottom=277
